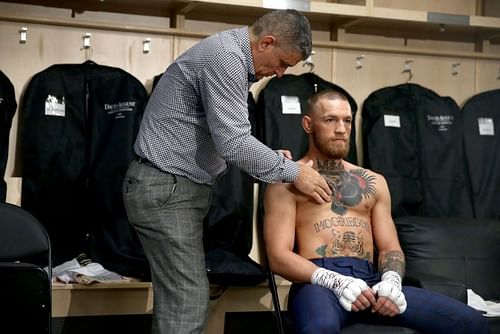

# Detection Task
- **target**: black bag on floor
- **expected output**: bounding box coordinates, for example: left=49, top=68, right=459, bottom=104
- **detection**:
left=203, top=92, right=265, bottom=286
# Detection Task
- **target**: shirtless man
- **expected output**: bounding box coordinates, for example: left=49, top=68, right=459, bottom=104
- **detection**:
left=263, top=89, right=489, bottom=333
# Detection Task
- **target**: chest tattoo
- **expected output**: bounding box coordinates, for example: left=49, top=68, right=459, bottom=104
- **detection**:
left=317, top=159, right=376, bottom=215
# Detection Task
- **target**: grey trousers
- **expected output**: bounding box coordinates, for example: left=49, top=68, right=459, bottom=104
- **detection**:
left=123, top=159, right=211, bottom=334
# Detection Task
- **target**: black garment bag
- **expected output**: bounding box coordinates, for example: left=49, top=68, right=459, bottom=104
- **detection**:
left=362, top=83, right=473, bottom=218
left=0, top=71, right=17, bottom=203
left=21, top=61, right=149, bottom=278
left=462, top=89, right=500, bottom=220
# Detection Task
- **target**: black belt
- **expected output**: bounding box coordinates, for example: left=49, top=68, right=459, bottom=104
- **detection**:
left=135, top=155, right=155, bottom=168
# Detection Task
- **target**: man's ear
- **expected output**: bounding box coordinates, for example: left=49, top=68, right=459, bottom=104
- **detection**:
left=258, top=35, right=276, bottom=51
left=302, top=115, right=312, bottom=134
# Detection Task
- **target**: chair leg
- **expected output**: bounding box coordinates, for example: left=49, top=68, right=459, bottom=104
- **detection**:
left=268, top=270, right=285, bottom=334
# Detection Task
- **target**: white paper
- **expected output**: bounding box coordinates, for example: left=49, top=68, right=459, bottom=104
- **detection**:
left=45, top=95, right=66, bottom=117
left=281, top=95, right=301, bottom=115
left=51, top=257, right=130, bottom=284
left=478, top=118, right=495, bottom=136
left=384, top=114, right=401, bottom=128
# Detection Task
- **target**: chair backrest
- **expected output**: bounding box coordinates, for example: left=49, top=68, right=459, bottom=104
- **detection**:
left=0, top=202, right=51, bottom=263
left=0, top=202, right=52, bottom=333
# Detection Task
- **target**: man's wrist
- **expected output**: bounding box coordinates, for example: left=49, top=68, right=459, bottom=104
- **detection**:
left=283, top=159, right=300, bottom=183
left=375, top=270, right=407, bottom=314
left=381, top=271, right=402, bottom=289
left=312, top=267, right=368, bottom=312
left=311, top=267, right=334, bottom=287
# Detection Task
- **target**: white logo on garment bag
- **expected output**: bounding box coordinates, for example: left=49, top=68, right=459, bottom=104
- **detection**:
left=427, top=115, right=454, bottom=132
left=45, top=95, right=66, bottom=117
left=104, top=101, right=136, bottom=119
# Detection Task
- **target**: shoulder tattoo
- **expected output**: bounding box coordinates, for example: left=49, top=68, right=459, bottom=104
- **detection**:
left=317, top=159, right=376, bottom=215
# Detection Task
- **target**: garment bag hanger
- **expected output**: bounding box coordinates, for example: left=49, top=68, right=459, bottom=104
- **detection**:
left=402, top=59, right=414, bottom=82
left=81, top=32, right=95, bottom=64
left=302, top=50, right=315, bottom=73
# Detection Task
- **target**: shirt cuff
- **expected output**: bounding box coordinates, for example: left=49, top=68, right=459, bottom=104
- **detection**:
left=282, top=159, right=300, bottom=183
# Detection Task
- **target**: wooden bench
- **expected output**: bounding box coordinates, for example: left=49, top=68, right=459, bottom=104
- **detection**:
left=52, top=278, right=290, bottom=333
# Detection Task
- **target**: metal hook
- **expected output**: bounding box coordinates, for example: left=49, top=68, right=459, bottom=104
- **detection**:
left=303, top=50, right=315, bottom=73
left=402, top=59, right=414, bottom=82
left=355, top=55, right=366, bottom=69
left=143, top=38, right=151, bottom=54
left=82, top=32, right=92, bottom=50
left=19, top=27, right=28, bottom=44
left=451, top=63, right=461, bottom=76
left=80, top=33, right=93, bottom=60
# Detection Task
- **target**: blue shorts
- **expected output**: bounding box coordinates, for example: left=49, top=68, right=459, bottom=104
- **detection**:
left=288, top=257, right=490, bottom=334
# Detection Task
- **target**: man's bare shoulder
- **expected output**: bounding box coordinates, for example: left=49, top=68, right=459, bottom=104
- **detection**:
left=344, top=163, right=386, bottom=183
left=264, top=179, right=315, bottom=209
left=264, top=182, right=303, bottom=218
left=344, top=161, right=376, bottom=175
left=265, top=181, right=300, bottom=198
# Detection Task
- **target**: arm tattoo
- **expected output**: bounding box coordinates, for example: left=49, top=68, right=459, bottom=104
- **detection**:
left=317, top=159, right=376, bottom=215
left=378, top=250, right=405, bottom=278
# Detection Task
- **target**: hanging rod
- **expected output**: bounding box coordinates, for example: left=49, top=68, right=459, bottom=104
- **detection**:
left=2, top=13, right=500, bottom=61
left=0, top=13, right=207, bottom=39
left=314, top=40, right=500, bottom=61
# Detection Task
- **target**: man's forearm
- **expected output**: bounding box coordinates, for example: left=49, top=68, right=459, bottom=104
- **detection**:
left=378, top=250, right=405, bottom=278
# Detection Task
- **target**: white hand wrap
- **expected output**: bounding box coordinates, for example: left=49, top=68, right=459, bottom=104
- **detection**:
left=372, top=271, right=407, bottom=314
left=311, top=267, right=369, bottom=312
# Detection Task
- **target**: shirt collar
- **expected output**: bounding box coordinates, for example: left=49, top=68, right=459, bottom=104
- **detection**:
left=236, top=27, right=257, bottom=83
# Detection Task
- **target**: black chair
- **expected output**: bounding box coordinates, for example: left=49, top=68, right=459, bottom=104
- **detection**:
left=0, top=202, right=52, bottom=333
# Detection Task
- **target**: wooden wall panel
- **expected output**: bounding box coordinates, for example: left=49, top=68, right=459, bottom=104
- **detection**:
left=374, top=0, right=477, bottom=16
left=334, top=48, right=478, bottom=163
left=0, top=20, right=175, bottom=204
left=476, top=45, right=500, bottom=94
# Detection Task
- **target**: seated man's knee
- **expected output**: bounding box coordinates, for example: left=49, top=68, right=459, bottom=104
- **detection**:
left=464, top=311, right=490, bottom=334
left=450, top=306, right=490, bottom=334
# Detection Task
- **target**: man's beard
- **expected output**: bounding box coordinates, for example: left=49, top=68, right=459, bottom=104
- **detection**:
left=312, top=132, right=350, bottom=160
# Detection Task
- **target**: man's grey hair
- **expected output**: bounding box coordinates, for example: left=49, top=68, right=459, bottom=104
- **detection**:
left=250, top=9, right=312, bottom=60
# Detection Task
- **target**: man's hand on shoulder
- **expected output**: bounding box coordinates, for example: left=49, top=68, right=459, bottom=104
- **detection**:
left=293, top=160, right=332, bottom=204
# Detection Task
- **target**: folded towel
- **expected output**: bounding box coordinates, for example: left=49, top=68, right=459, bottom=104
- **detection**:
left=468, top=289, right=500, bottom=317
